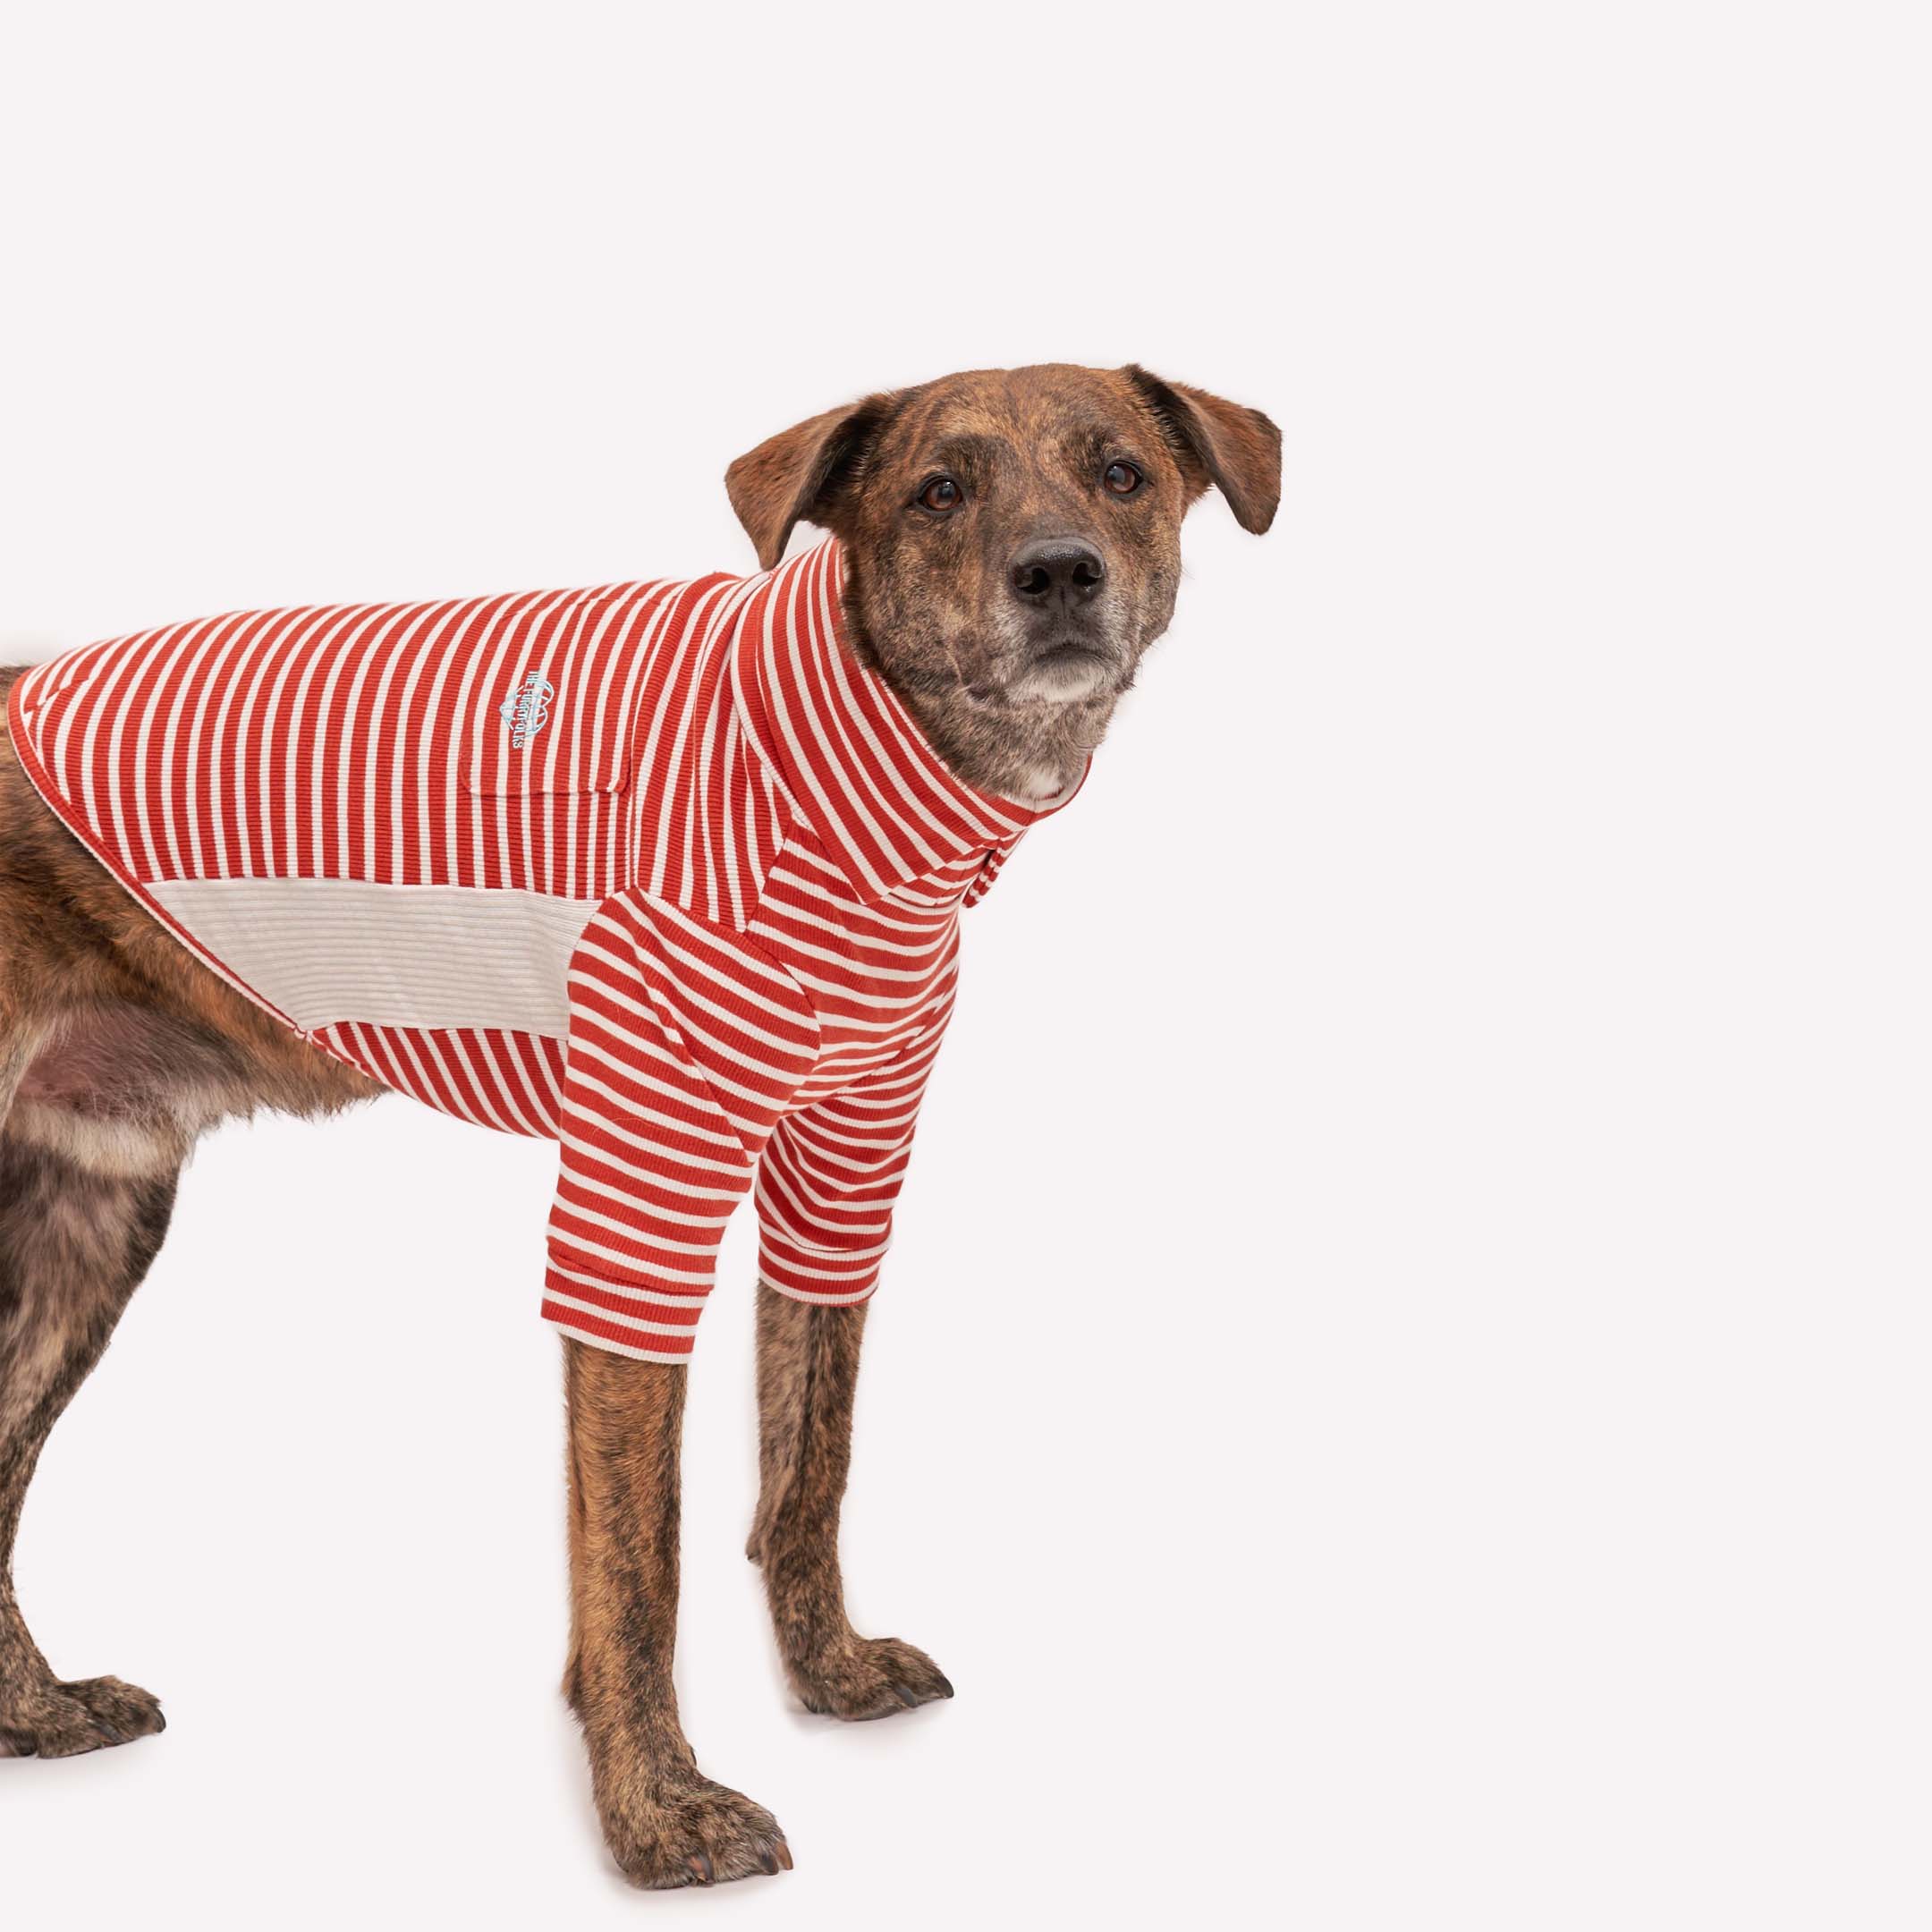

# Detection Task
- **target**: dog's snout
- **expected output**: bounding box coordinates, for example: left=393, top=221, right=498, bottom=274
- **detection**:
left=1009, top=540, right=1106, bottom=606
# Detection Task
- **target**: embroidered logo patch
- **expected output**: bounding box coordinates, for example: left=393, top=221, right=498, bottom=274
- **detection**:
left=498, top=672, right=555, bottom=750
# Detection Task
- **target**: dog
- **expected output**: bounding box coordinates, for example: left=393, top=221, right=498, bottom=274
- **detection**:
left=0, top=362, right=1279, bottom=1886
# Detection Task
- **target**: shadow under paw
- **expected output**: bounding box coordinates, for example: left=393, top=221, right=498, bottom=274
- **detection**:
left=0, top=1674, right=165, bottom=1758
left=793, top=1635, right=954, bottom=1721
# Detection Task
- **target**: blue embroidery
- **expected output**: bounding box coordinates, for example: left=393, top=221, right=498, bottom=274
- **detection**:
left=499, top=672, right=555, bottom=750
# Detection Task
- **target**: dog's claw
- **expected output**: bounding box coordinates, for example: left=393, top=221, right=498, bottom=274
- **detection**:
left=790, top=1635, right=953, bottom=1720
left=775, top=1839, right=794, bottom=1871
left=602, top=1775, right=788, bottom=1889
left=0, top=1676, right=166, bottom=1758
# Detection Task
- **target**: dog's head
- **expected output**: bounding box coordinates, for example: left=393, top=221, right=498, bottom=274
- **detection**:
left=726, top=364, right=1279, bottom=800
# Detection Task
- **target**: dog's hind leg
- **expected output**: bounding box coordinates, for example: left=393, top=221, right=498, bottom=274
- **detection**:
left=0, top=1121, right=181, bottom=1757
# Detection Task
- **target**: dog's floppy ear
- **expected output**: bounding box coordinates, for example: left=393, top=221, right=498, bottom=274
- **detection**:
left=725, top=393, right=898, bottom=572
left=1122, top=366, right=1281, bottom=535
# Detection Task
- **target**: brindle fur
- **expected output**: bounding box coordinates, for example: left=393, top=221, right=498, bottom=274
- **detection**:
left=0, top=667, right=374, bottom=1755
left=562, top=1338, right=792, bottom=1884
left=0, top=365, right=1277, bottom=1884
left=749, top=1284, right=953, bottom=1716
left=728, top=363, right=1280, bottom=802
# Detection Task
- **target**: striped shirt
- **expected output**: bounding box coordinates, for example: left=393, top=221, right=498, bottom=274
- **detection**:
left=6, top=538, right=1080, bottom=1360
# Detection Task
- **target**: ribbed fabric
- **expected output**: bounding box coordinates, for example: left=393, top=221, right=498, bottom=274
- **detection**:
left=7, top=539, right=1081, bottom=1360
left=142, top=877, right=602, bottom=1036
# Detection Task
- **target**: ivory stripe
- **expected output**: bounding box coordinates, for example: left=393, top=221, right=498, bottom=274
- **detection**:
left=6, top=538, right=1082, bottom=1360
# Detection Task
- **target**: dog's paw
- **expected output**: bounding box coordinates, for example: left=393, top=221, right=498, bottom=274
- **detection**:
left=598, top=1767, right=792, bottom=1889
left=792, top=1635, right=954, bottom=1721
left=0, top=1675, right=165, bottom=1758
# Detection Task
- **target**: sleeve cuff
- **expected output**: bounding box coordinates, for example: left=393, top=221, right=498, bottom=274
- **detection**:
left=757, top=1225, right=889, bottom=1304
left=540, top=1255, right=710, bottom=1360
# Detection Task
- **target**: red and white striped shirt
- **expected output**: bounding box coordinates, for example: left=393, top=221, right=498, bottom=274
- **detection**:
left=7, top=539, right=1080, bottom=1360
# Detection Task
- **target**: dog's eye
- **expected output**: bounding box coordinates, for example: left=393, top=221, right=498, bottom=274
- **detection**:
left=1102, top=461, right=1144, bottom=496
left=917, top=476, right=964, bottom=513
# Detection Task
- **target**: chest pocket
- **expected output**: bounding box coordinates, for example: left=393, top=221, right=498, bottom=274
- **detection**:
left=463, top=649, right=631, bottom=799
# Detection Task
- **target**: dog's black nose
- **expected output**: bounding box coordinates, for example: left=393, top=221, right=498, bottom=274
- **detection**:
left=1010, top=540, right=1106, bottom=606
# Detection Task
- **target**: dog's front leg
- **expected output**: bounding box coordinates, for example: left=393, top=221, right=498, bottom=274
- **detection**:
left=747, top=1284, right=955, bottom=1719
left=561, top=1339, right=791, bottom=1888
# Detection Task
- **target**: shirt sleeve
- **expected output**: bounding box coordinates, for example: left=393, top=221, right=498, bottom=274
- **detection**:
left=542, top=891, right=818, bottom=1361
left=754, top=1015, right=948, bottom=1306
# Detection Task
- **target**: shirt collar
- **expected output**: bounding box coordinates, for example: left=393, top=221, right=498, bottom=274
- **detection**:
left=730, top=537, right=1084, bottom=904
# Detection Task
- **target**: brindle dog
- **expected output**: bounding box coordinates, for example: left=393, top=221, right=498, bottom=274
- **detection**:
left=0, top=363, right=1278, bottom=1885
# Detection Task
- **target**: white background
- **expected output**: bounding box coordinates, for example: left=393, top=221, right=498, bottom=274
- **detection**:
left=2, top=3, right=1927, bottom=1927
